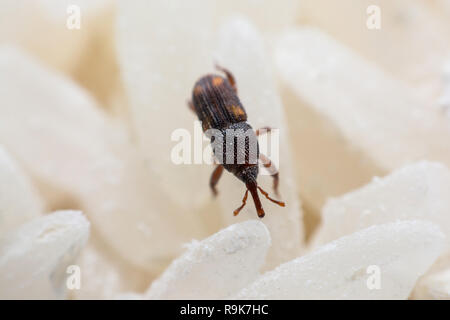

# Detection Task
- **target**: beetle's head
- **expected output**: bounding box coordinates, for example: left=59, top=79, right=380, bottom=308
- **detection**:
left=236, top=165, right=258, bottom=184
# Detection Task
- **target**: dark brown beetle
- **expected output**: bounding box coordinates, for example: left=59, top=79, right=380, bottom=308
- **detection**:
left=188, top=64, right=285, bottom=218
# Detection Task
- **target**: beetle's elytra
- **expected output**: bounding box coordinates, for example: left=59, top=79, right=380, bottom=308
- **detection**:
left=188, top=64, right=285, bottom=218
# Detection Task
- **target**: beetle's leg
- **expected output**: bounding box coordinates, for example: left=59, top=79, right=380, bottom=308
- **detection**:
left=210, top=164, right=224, bottom=196
left=187, top=99, right=195, bottom=113
left=215, top=64, right=237, bottom=93
left=259, top=153, right=279, bottom=196
left=233, top=189, right=249, bottom=216
left=256, top=126, right=273, bottom=136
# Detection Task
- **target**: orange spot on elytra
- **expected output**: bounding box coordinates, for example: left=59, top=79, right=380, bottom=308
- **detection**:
left=212, top=77, right=224, bottom=86
left=231, top=105, right=245, bottom=117
left=194, top=85, right=203, bottom=95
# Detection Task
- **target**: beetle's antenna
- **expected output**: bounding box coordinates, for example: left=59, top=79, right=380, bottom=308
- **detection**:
left=246, top=181, right=265, bottom=218
left=233, top=189, right=249, bottom=216
left=257, top=186, right=285, bottom=207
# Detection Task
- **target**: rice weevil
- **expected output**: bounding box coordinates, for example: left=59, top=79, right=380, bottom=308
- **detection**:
left=188, top=64, right=285, bottom=218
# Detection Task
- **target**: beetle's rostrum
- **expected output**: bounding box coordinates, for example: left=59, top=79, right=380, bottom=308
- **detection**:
left=188, top=64, right=285, bottom=218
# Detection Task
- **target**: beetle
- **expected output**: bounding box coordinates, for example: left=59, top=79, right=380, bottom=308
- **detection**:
left=187, top=64, right=285, bottom=218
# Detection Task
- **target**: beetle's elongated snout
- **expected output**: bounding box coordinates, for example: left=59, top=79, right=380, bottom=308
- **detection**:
left=246, top=181, right=265, bottom=218
left=234, top=180, right=285, bottom=218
